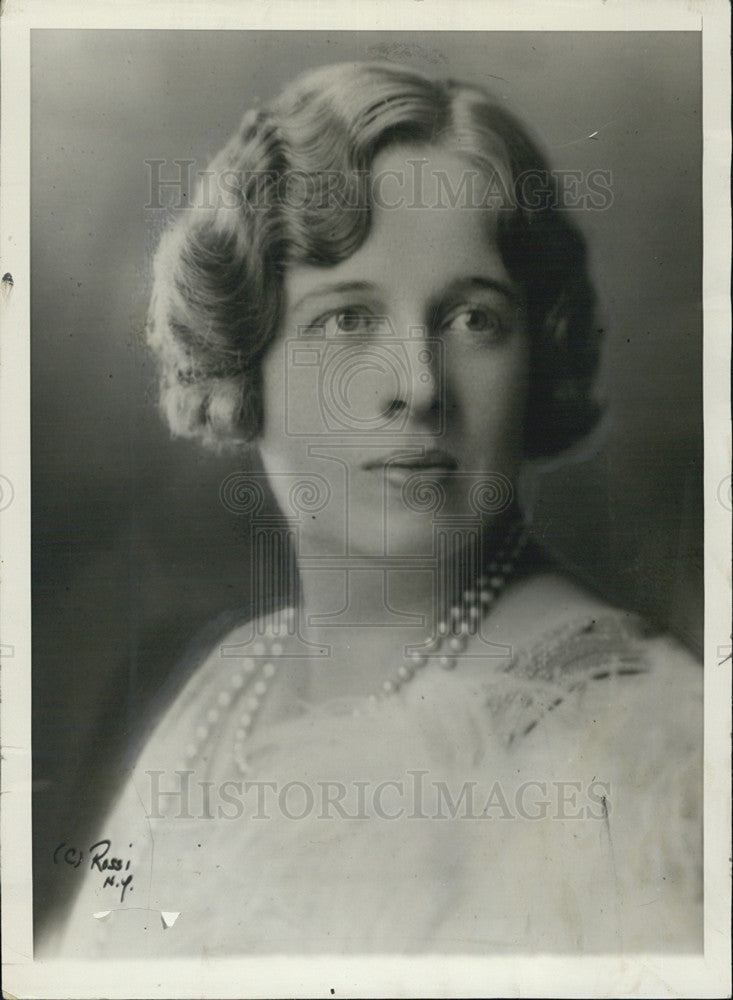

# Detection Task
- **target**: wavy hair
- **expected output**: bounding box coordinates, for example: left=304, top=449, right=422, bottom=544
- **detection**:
left=147, top=61, right=601, bottom=457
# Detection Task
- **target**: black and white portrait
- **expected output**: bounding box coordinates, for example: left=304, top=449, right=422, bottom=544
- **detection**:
left=1, top=6, right=730, bottom=998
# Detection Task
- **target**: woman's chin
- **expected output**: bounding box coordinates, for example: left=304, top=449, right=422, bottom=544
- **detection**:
left=344, top=513, right=464, bottom=559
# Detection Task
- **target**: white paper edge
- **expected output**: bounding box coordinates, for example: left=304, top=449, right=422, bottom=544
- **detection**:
left=1, top=1, right=730, bottom=997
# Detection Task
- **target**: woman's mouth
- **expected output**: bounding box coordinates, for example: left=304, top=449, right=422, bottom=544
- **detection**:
left=363, top=448, right=458, bottom=469
left=362, top=449, right=459, bottom=485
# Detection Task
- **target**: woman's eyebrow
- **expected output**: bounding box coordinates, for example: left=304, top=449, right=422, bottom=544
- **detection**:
left=290, top=280, right=379, bottom=313
left=439, top=276, right=521, bottom=305
left=289, top=275, right=520, bottom=315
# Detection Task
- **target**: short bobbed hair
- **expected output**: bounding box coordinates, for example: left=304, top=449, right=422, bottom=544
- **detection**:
left=147, top=61, right=601, bottom=457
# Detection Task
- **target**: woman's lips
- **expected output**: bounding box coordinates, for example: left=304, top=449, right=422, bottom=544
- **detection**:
left=362, top=449, right=459, bottom=485
left=362, top=449, right=459, bottom=471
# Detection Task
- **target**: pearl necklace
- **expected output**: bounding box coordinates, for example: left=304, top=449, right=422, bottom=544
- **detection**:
left=383, top=518, right=528, bottom=692
left=181, top=522, right=529, bottom=776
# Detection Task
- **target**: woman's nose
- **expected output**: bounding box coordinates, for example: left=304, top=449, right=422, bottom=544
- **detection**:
left=386, top=326, right=441, bottom=424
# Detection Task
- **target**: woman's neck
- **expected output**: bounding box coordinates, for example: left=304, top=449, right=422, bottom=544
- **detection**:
left=294, top=508, right=523, bottom=640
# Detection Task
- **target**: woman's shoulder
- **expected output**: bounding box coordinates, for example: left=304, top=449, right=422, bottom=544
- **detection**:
left=135, top=605, right=291, bottom=745
left=497, top=567, right=703, bottom=947
left=484, top=565, right=702, bottom=747
left=496, top=564, right=701, bottom=671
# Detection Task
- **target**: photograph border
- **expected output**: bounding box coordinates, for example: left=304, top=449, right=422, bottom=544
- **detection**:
left=1, top=1, right=730, bottom=997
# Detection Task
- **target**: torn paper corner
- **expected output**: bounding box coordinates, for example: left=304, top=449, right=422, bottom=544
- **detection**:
left=160, top=910, right=180, bottom=929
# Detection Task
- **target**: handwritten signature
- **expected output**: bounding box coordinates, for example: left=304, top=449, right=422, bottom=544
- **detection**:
left=54, top=839, right=134, bottom=902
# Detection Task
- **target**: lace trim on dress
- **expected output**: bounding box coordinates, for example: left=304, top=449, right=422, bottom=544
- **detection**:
left=484, top=612, right=654, bottom=746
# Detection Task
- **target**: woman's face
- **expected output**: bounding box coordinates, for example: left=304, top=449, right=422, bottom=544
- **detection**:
left=258, top=144, right=530, bottom=557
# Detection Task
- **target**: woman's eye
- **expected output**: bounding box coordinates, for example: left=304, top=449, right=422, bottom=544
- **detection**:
left=442, top=307, right=503, bottom=342
left=324, top=310, right=382, bottom=337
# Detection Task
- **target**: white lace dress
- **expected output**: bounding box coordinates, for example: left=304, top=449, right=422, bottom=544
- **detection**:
left=45, top=573, right=702, bottom=956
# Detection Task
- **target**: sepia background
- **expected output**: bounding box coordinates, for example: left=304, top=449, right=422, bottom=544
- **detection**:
left=31, top=30, right=702, bottom=934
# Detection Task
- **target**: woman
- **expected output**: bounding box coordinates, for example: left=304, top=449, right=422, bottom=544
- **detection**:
left=47, top=61, right=702, bottom=955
